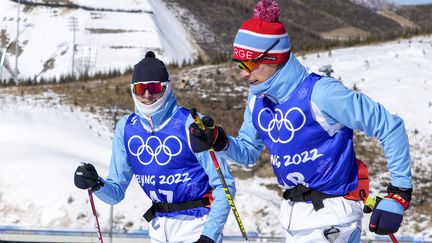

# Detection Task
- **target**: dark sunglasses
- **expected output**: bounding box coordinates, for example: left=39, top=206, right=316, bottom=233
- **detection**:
left=131, top=82, right=166, bottom=96
left=235, top=39, right=281, bottom=73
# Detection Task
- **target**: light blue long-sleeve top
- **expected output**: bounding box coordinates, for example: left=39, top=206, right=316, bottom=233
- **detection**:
left=94, top=91, right=235, bottom=241
left=224, top=53, right=412, bottom=189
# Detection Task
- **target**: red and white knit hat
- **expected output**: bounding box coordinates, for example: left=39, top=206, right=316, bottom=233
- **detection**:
left=233, top=0, right=290, bottom=64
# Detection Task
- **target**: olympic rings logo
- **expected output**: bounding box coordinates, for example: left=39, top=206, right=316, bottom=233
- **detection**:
left=128, top=135, right=182, bottom=166
left=257, top=107, right=306, bottom=144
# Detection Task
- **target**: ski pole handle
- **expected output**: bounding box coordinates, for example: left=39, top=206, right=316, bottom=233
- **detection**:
left=190, top=108, right=249, bottom=242
left=363, top=195, right=398, bottom=243
left=88, top=190, right=104, bottom=243
left=191, top=108, right=206, bottom=131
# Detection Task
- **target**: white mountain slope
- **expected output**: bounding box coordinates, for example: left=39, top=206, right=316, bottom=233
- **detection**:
left=0, top=35, right=431, bottom=240
left=0, top=0, right=197, bottom=81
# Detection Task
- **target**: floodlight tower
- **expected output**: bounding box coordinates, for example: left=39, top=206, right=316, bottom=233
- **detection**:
left=68, top=16, right=79, bottom=76
left=0, top=48, right=6, bottom=82
left=1, top=23, right=32, bottom=82
left=15, top=0, right=21, bottom=82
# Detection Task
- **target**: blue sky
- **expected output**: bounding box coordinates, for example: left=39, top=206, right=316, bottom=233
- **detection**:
left=390, top=0, right=432, bottom=4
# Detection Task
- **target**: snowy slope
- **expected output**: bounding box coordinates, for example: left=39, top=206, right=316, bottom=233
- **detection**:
left=0, top=35, right=431, bottom=239
left=302, top=36, right=432, bottom=139
left=350, top=0, right=397, bottom=10
left=0, top=92, right=151, bottom=231
left=0, top=0, right=197, bottom=81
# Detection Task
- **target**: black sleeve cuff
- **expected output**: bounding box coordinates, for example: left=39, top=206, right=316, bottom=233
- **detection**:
left=387, top=183, right=412, bottom=202
left=91, top=177, right=105, bottom=192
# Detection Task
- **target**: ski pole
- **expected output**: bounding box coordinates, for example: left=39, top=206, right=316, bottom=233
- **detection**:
left=88, top=190, right=104, bottom=243
left=364, top=195, right=398, bottom=243
left=389, top=233, right=398, bottom=243
left=190, top=108, right=249, bottom=242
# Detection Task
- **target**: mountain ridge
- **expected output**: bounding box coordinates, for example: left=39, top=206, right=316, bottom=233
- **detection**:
left=169, top=0, right=432, bottom=56
left=1, top=0, right=432, bottom=81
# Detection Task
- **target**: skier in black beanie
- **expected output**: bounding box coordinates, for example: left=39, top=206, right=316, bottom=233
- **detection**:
left=74, top=51, right=233, bottom=243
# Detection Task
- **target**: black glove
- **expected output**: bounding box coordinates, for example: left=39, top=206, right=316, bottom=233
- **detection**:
left=189, top=116, right=228, bottom=153
left=74, top=163, right=104, bottom=191
left=193, top=235, right=215, bottom=243
left=368, top=183, right=412, bottom=235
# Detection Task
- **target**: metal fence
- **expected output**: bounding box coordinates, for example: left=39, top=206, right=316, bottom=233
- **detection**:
left=0, top=226, right=430, bottom=243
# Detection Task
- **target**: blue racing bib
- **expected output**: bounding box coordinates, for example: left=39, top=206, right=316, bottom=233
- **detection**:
left=124, top=108, right=211, bottom=217
left=252, top=73, right=357, bottom=195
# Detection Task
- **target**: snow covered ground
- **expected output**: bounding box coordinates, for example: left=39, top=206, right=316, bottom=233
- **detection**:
left=302, top=36, right=432, bottom=138
left=0, top=35, right=431, bottom=240
left=0, top=0, right=197, bottom=81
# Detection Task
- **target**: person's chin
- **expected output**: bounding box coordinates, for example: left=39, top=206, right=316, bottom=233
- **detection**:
left=141, top=100, right=156, bottom=105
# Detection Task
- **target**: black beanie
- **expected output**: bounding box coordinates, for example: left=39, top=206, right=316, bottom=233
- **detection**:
left=131, top=51, right=169, bottom=84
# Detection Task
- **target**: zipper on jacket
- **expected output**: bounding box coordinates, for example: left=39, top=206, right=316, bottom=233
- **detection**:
left=149, top=116, right=155, bottom=132
left=142, top=114, right=155, bottom=132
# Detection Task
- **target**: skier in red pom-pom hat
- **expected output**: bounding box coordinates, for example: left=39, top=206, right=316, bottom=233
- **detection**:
left=189, top=0, right=413, bottom=242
